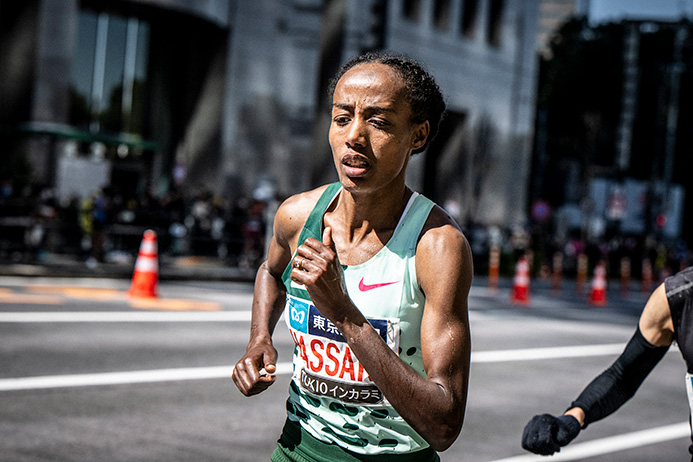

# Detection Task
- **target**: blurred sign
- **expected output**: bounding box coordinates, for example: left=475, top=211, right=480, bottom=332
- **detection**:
left=56, top=154, right=111, bottom=201
left=590, top=177, right=684, bottom=238
left=606, top=190, right=627, bottom=220
left=531, top=199, right=551, bottom=221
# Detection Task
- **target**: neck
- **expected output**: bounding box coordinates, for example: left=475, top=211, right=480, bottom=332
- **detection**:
left=332, top=182, right=411, bottom=241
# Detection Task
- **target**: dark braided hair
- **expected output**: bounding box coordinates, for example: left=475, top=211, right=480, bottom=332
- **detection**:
left=327, top=51, right=446, bottom=154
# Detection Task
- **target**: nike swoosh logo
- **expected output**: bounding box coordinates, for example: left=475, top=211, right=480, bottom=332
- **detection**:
left=358, top=277, right=399, bottom=292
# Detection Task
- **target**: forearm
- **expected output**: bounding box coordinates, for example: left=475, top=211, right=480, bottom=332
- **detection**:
left=248, top=260, right=286, bottom=345
left=337, top=316, right=466, bottom=451
left=569, top=327, right=669, bottom=427
left=233, top=260, right=287, bottom=396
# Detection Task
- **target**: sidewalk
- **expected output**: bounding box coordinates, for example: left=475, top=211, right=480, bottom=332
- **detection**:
left=0, top=253, right=257, bottom=282
left=0, top=252, right=660, bottom=308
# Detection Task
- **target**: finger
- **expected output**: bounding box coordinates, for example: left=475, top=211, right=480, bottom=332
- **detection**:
left=537, top=425, right=560, bottom=455
left=234, top=360, right=274, bottom=396
left=261, top=351, right=277, bottom=375
left=292, top=255, right=306, bottom=271
left=295, top=242, right=327, bottom=271
left=322, top=226, right=333, bottom=249
left=232, top=362, right=254, bottom=395
left=522, top=415, right=560, bottom=455
left=263, top=363, right=277, bottom=375
left=250, top=375, right=276, bottom=395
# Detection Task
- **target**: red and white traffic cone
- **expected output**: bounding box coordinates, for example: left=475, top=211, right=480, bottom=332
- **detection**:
left=511, top=256, right=531, bottom=305
left=128, top=229, right=159, bottom=298
left=589, top=261, right=607, bottom=306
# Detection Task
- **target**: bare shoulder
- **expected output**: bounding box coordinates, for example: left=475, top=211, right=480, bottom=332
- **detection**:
left=416, top=204, right=473, bottom=295
left=638, top=283, right=674, bottom=347
left=273, top=185, right=330, bottom=251
left=418, top=204, right=470, bottom=257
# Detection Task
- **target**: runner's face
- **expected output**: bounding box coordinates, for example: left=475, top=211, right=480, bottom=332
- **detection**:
left=329, top=63, right=429, bottom=193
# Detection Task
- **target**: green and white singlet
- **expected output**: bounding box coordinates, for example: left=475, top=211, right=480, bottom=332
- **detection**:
left=281, top=182, right=435, bottom=455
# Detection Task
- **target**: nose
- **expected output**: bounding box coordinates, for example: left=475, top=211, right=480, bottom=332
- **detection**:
left=345, top=117, right=366, bottom=149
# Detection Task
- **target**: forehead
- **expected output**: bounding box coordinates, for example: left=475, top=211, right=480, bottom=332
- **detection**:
left=333, top=62, right=407, bottom=102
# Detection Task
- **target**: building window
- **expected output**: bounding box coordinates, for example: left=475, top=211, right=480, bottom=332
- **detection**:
left=486, top=0, right=504, bottom=46
left=433, top=0, right=451, bottom=30
left=69, top=10, right=150, bottom=135
left=461, top=0, right=478, bottom=38
left=402, top=0, right=421, bottom=21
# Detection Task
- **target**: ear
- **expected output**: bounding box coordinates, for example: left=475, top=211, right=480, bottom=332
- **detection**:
left=411, top=121, right=430, bottom=151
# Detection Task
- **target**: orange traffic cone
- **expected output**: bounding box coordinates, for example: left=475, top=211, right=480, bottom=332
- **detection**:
left=641, top=258, right=653, bottom=294
left=589, top=261, right=607, bottom=306
left=128, top=229, right=159, bottom=298
left=620, top=256, right=631, bottom=296
left=511, top=256, right=531, bottom=305
left=551, top=251, right=563, bottom=294
left=576, top=253, right=588, bottom=296
left=488, top=246, right=500, bottom=292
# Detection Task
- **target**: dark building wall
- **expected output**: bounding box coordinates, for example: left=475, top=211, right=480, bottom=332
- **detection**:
left=0, top=0, right=40, bottom=124
left=1, top=0, right=541, bottom=232
left=385, top=0, right=540, bottom=227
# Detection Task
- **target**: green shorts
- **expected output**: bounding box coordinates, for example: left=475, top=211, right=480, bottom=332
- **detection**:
left=271, top=419, right=440, bottom=462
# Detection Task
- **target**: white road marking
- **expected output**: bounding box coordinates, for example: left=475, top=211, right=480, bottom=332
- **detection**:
left=1, top=310, right=687, bottom=461
left=0, top=311, right=251, bottom=322
left=471, top=344, right=627, bottom=362
left=488, top=422, right=690, bottom=461
left=0, top=363, right=294, bottom=391
left=1, top=343, right=678, bottom=391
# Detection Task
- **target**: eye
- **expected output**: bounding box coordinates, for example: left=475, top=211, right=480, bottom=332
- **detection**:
left=333, top=115, right=351, bottom=126
left=369, top=117, right=390, bottom=128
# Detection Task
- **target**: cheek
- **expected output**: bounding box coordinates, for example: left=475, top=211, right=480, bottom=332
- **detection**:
left=328, top=125, right=344, bottom=148
left=377, top=141, right=411, bottom=171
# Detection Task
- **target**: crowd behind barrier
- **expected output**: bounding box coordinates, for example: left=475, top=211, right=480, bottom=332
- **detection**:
left=0, top=181, right=272, bottom=271
left=1, top=180, right=690, bottom=284
left=466, top=222, right=691, bottom=287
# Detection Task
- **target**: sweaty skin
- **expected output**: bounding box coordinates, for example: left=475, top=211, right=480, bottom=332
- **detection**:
left=232, top=62, right=472, bottom=451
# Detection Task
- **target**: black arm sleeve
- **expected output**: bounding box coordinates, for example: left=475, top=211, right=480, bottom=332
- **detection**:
left=569, top=326, right=670, bottom=427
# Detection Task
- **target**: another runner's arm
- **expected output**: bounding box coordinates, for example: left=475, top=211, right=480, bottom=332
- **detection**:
left=564, top=283, right=674, bottom=427
left=232, top=195, right=308, bottom=396
left=522, top=283, right=674, bottom=455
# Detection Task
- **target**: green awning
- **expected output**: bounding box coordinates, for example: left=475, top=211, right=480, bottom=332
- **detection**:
left=1, top=122, right=159, bottom=151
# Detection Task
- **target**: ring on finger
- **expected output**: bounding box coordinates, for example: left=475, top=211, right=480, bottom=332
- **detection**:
left=294, top=257, right=304, bottom=270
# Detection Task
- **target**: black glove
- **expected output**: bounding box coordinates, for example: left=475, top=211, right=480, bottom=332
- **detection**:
left=521, top=414, right=581, bottom=455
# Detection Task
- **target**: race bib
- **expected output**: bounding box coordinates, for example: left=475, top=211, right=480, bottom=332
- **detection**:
left=285, top=295, right=400, bottom=405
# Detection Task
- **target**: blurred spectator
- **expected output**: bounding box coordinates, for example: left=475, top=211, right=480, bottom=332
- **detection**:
left=239, top=199, right=266, bottom=269
left=2, top=180, right=688, bottom=278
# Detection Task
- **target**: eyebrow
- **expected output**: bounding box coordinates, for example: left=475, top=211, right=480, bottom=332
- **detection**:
left=332, top=103, right=396, bottom=114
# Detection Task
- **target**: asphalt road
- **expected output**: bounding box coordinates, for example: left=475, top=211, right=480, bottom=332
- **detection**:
left=0, top=276, right=689, bottom=461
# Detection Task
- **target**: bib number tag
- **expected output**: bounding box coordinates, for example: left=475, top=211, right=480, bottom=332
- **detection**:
left=285, top=295, right=399, bottom=405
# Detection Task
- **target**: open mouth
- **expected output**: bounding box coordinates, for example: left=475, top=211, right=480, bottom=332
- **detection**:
left=341, top=154, right=371, bottom=176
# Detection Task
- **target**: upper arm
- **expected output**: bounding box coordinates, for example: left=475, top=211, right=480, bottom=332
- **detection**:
left=416, top=207, right=473, bottom=398
left=264, top=188, right=327, bottom=279
left=638, top=283, right=674, bottom=347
